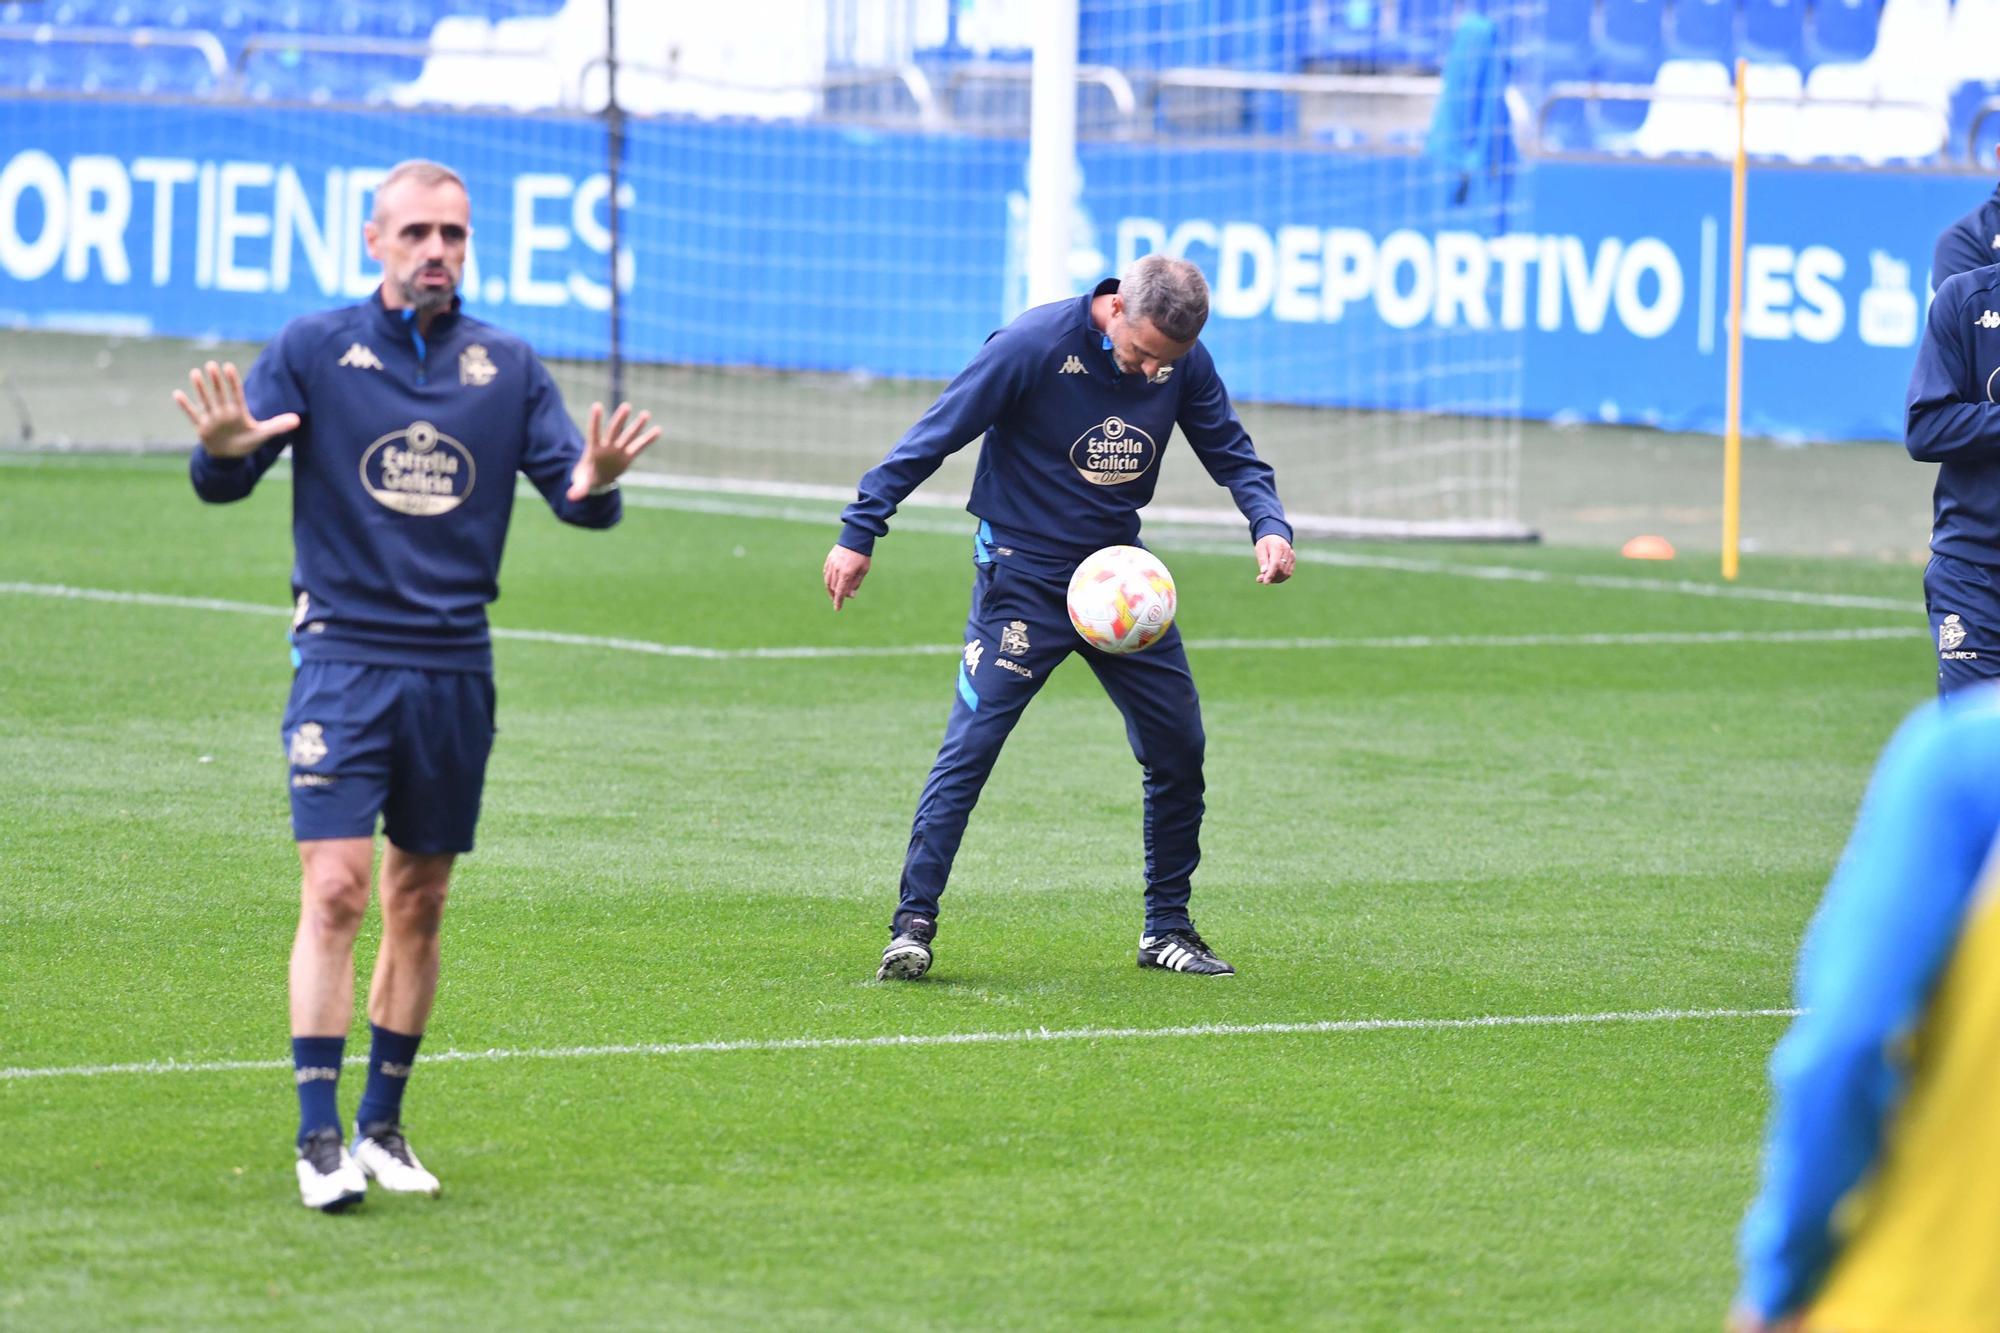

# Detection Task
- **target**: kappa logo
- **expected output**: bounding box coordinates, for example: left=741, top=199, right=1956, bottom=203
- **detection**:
left=459, top=344, right=498, bottom=387
left=1979, top=311, right=2000, bottom=330
left=1990, top=233, right=2000, bottom=250
left=289, top=722, right=328, bottom=767
left=963, top=639, right=984, bottom=675
left=1148, top=364, right=1174, bottom=385
left=1941, top=613, right=1969, bottom=652
left=337, top=342, right=384, bottom=371
left=1000, top=620, right=1030, bottom=656
left=1059, top=355, right=1086, bottom=374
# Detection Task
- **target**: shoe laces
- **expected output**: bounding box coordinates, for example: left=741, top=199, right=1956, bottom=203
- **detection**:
left=362, top=1124, right=416, bottom=1166
left=299, top=1127, right=344, bottom=1173
left=1163, top=929, right=1213, bottom=957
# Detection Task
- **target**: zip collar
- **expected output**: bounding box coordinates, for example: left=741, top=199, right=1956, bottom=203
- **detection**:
left=368, top=286, right=462, bottom=345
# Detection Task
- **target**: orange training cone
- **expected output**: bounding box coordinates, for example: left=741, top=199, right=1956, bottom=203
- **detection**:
left=1621, top=534, right=1676, bottom=560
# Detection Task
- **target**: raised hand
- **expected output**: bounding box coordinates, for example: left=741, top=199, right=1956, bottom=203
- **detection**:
left=1255, top=534, right=1297, bottom=584
left=567, top=401, right=661, bottom=500
left=172, top=360, right=300, bottom=459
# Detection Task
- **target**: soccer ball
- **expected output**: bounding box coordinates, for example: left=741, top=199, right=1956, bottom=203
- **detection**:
left=1066, top=545, right=1177, bottom=654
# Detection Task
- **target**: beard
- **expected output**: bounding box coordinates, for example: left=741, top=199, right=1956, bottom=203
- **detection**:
left=398, top=266, right=457, bottom=313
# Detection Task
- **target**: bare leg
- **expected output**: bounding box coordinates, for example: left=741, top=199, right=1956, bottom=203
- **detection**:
left=291, top=838, right=375, bottom=1036
left=367, top=843, right=454, bottom=1035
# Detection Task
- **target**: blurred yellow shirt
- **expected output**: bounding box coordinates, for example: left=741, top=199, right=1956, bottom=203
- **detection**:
left=1806, top=878, right=2000, bottom=1333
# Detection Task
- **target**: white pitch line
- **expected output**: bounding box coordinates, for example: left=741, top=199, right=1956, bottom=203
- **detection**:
left=0, top=583, right=1922, bottom=656
left=614, top=488, right=1926, bottom=616
left=3, top=453, right=1917, bottom=613
left=0, top=1006, right=1800, bottom=1082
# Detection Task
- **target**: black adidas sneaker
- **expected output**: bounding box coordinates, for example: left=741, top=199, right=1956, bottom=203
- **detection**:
left=1137, top=929, right=1235, bottom=976
left=877, top=915, right=936, bottom=980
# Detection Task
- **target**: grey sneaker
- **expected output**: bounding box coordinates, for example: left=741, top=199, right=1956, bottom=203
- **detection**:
left=877, top=915, right=936, bottom=980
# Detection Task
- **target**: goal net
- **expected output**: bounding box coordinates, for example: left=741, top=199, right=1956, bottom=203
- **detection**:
left=1, top=0, right=1538, bottom=540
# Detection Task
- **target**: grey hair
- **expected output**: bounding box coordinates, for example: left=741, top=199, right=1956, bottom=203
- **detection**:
left=1119, top=253, right=1210, bottom=342
left=372, top=160, right=468, bottom=222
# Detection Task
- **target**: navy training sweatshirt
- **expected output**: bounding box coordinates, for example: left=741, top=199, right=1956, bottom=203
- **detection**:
left=1934, top=184, right=2000, bottom=286
left=189, top=291, right=620, bottom=672
left=837, top=279, right=1292, bottom=567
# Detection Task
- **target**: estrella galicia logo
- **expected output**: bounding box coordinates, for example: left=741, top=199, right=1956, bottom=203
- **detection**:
left=1069, top=415, right=1158, bottom=486
left=358, top=420, right=476, bottom=516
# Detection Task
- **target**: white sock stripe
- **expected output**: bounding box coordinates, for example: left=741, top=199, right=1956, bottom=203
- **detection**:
left=0, top=1007, right=1801, bottom=1082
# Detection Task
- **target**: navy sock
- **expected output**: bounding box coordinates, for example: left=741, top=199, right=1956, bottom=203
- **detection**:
left=353, top=1024, right=423, bottom=1136
left=292, top=1036, right=346, bottom=1147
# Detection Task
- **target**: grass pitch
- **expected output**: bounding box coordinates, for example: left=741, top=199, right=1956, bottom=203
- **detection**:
left=0, top=454, right=1933, bottom=1329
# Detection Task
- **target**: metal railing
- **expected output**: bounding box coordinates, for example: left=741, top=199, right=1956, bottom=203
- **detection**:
left=579, top=54, right=943, bottom=126
left=936, top=58, right=1138, bottom=122
left=1151, top=65, right=1441, bottom=102
left=2, top=24, right=1978, bottom=167
left=0, top=22, right=228, bottom=83
left=1968, top=96, right=2000, bottom=163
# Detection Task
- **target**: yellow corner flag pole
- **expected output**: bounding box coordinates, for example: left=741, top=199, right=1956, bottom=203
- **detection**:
left=1722, top=58, right=1748, bottom=581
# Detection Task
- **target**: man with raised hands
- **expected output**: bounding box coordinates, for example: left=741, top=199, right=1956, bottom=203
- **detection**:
left=176, top=158, right=659, bottom=1212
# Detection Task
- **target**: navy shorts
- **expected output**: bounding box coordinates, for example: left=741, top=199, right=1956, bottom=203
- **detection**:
left=281, top=661, right=496, bottom=854
left=1924, top=552, right=2000, bottom=697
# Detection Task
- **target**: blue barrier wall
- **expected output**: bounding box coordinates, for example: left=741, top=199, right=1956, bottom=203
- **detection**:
left=0, top=96, right=1981, bottom=443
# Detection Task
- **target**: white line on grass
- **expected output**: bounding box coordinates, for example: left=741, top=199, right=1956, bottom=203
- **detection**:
left=613, top=487, right=1926, bottom=615
left=0, top=583, right=1926, bottom=657
left=0, top=455, right=1920, bottom=612
left=0, top=1006, right=1800, bottom=1082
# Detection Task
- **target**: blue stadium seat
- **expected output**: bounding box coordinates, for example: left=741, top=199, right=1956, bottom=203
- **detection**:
left=1667, top=0, right=1735, bottom=59
left=1743, top=0, right=1806, bottom=64
left=149, top=1, right=224, bottom=29
left=1601, top=0, right=1666, bottom=60
left=1536, top=48, right=1598, bottom=151
left=1596, top=48, right=1661, bottom=139
left=1307, top=0, right=1382, bottom=62
left=1807, top=0, right=1881, bottom=64
left=1217, top=0, right=1297, bottom=71
left=4, top=43, right=79, bottom=91
left=133, top=44, right=218, bottom=94
left=1545, top=0, right=1597, bottom=59
left=239, top=41, right=303, bottom=100
left=1952, top=80, right=2000, bottom=165
left=46, top=0, right=115, bottom=25
left=75, top=43, right=145, bottom=93
left=1381, top=0, right=1451, bottom=69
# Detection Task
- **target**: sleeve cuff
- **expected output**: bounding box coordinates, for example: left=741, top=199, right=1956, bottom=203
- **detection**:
left=838, top=523, right=878, bottom=556
left=586, top=478, right=620, bottom=497
left=1251, top=516, right=1294, bottom=545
